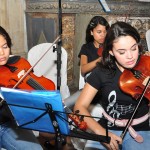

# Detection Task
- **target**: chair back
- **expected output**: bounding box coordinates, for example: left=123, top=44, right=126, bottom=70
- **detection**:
left=79, top=67, right=85, bottom=90
left=28, top=43, right=70, bottom=99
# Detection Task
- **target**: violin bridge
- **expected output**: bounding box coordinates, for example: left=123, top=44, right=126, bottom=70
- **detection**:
left=143, top=76, right=150, bottom=86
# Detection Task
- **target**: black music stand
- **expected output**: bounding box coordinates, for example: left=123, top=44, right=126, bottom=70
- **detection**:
left=0, top=87, right=110, bottom=149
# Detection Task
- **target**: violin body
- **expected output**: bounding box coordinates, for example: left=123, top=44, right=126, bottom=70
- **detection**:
left=119, top=55, right=150, bottom=100
left=0, top=56, right=55, bottom=90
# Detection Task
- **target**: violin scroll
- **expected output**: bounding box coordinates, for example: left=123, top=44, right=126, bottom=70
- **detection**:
left=68, top=113, right=87, bottom=131
left=64, top=106, right=87, bottom=130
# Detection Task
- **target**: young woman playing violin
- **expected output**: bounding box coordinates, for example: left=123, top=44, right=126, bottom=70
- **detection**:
left=74, top=21, right=150, bottom=150
left=0, top=26, right=43, bottom=150
left=79, top=16, right=110, bottom=79
left=79, top=16, right=110, bottom=106
left=64, top=16, right=110, bottom=108
left=63, top=16, right=110, bottom=150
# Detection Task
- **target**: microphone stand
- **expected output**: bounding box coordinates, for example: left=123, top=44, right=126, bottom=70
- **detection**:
left=44, top=1, right=66, bottom=148
left=56, top=0, right=62, bottom=90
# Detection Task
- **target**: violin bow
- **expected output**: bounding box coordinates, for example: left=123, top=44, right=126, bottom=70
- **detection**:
left=120, top=77, right=150, bottom=140
left=13, top=36, right=61, bottom=89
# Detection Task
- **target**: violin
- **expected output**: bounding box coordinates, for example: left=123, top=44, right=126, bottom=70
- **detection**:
left=0, top=56, right=87, bottom=130
left=68, top=114, right=87, bottom=130
left=118, top=55, right=150, bottom=142
left=0, top=56, right=55, bottom=90
left=64, top=106, right=87, bottom=130
left=119, top=55, right=150, bottom=100
left=97, top=44, right=103, bottom=57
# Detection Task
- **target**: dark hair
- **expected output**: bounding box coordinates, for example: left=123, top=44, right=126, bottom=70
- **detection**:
left=86, top=16, right=110, bottom=43
left=0, top=26, right=12, bottom=49
left=101, top=21, right=142, bottom=70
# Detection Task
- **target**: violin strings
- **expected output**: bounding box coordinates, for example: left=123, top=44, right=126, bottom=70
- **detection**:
left=138, top=73, right=149, bottom=82
left=27, top=78, right=45, bottom=90
left=135, top=72, right=150, bottom=92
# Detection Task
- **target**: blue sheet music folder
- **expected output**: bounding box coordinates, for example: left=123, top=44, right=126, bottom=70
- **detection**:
left=0, top=87, right=69, bottom=135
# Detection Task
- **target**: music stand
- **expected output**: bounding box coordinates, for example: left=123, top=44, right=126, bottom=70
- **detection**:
left=0, top=87, right=110, bottom=149
left=0, top=87, right=69, bottom=149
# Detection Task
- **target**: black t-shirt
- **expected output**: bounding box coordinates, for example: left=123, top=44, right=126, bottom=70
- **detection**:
left=78, top=42, right=101, bottom=104
left=87, top=65, right=149, bottom=130
left=78, top=42, right=99, bottom=64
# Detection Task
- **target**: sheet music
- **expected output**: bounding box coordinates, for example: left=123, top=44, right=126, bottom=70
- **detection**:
left=0, top=87, right=69, bottom=135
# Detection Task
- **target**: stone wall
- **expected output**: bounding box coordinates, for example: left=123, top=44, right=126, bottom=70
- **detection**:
left=26, top=0, right=150, bottom=88
left=0, top=0, right=27, bottom=57
left=0, top=0, right=149, bottom=89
